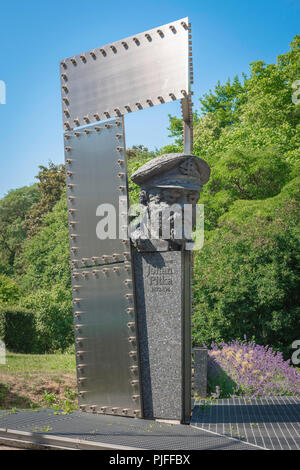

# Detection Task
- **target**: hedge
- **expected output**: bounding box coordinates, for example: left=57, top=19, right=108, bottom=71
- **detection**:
left=0, top=307, right=36, bottom=353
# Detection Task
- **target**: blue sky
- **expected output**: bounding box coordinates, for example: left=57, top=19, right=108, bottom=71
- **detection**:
left=0, top=0, right=299, bottom=197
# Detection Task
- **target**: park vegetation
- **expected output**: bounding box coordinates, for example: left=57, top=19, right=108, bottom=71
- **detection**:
left=0, top=36, right=299, bottom=359
left=207, top=340, right=300, bottom=398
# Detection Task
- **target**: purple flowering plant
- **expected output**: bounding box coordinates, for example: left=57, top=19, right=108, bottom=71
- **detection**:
left=206, top=340, right=300, bottom=398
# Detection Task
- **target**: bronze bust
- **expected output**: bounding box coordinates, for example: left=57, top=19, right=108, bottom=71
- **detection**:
left=130, top=153, right=210, bottom=251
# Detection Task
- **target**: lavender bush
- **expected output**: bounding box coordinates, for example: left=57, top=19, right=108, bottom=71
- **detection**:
left=207, top=340, right=300, bottom=398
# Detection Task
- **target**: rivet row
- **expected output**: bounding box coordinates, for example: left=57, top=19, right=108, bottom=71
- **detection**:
left=62, top=23, right=187, bottom=68
left=63, top=91, right=188, bottom=128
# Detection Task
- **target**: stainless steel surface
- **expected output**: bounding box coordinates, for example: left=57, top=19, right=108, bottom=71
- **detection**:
left=182, top=22, right=193, bottom=153
left=73, top=264, right=141, bottom=417
left=60, top=17, right=190, bottom=130
left=181, top=95, right=193, bottom=154
left=65, top=120, right=129, bottom=269
left=65, top=119, right=141, bottom=418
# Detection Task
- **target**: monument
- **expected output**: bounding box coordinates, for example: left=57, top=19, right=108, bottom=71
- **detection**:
left=60, top=17, right=210, bottom=423
left=131, top=153, right=210, bottom=421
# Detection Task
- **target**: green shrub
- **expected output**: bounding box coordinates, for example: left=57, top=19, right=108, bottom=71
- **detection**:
left=0, top=275, right=20, bottom=305
left=192, top=190, right=300, bottom=358
left=22, top=285, right=73, bottom=353
left=0, top=307, right=36, bottom=353
left=15, top=194, right=74, bottom=353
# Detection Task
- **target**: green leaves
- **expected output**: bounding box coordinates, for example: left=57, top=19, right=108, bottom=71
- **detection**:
left=0, top=275, right=20, bottom=305
left=0, top=185, right=40, bottom=272
left=23, top=162, right=66, bottom=238
left=208, top=148, right=290, bottom=200
left=193, top=188, right=300, bottom=357
left=14, top=193, right=73, bottom=352
left=17, top=193, right=70, bottom=291
left=193, top=35, right=300, bottom=167
left=200, top=75, right=246, bottom=129
left=190, top=35, right=300, bottom=358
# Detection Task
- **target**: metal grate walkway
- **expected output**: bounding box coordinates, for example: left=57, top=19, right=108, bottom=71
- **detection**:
left=0, top=408, right=254, bottom=450
left=191, top=396, right=300, bottom=450
left=0, top=396, right=299, bottom=450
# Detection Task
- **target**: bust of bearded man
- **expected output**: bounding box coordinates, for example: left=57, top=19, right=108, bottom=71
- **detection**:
left=129, top=153, right=210, bottom=251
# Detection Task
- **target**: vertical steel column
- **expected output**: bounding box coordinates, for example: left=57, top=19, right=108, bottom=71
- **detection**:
left=64, top=120, right=142, bottom=418
left=181, top=21, right=194, bottom=155
left=181, top=19, right=194, bottom=422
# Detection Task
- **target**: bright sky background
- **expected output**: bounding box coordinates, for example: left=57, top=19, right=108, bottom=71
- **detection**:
left=0, top=0, right=299, bottom=197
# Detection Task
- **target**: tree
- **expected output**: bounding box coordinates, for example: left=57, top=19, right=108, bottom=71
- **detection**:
left=23, top=162, right=66, bottom=237
left=0, top=275, right=20, bottom=305
left=193, top=178, right=300, bottom=358
left=200, top=75, right=247, bottom=128
left=17, top=193, right=73, bottom=352
left=127, top=147, right=156, bottom=205
left=0, top=185, right=40, bottom=272
left=0, top=36, right=299, bottom=355
left=17, top=191, right=70, bottom=290
left=188, top=36, right=299, bottom=357
left=199, top=148, right=291, bottom=230
left=193, top=36, right=300, bottom=163
left=126, top=145, right=151, bottom=160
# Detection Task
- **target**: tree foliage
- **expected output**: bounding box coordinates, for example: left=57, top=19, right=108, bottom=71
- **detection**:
left=0, top=275, right=20, bottom=305
left=193, top=179, right=300, bottom=357
left=190, top=36, right=300, bottom=355
left=0, top=307, right=36, bottom=353
left=16, top=193, right=72, bottom=352
left=23, top=162, right=66, bottom=237
left=0, top=185, right=39, bottom=272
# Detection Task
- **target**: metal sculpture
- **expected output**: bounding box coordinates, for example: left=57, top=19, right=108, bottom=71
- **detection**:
left=60, top=17, right=198, bottom=421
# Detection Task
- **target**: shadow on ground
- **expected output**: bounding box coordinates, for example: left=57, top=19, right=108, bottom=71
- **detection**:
left=0, top=382, right=39, bottom=409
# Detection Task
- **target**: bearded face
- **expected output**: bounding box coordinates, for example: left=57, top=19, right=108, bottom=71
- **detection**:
left=145, top=187, right=200, bottom=243
left=130, top=154, right=209, bottom=251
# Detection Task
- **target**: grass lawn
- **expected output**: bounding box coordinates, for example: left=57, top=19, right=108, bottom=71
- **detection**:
left=0, top=353, right=77, bottom=411
left=1, top=353, right=76, bottom=373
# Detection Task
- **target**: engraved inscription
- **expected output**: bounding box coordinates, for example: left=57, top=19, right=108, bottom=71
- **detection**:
left=146, top=260, right=174, bottom=293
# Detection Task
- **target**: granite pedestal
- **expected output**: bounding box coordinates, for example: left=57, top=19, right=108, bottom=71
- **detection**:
left=133, top=250, right=192, bottom=423
left=193, top=347, right=208, bottom=398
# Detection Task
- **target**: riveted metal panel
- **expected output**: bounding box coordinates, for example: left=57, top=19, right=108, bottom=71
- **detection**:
left=60, top=17, right=190, bottom=130
left=181, top=21, right=194, bottom=154
left=65, top=119, right=130, bottom=269
left=73, top=263, right=141, bottom=417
